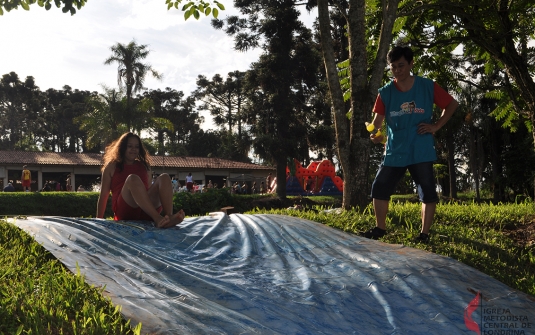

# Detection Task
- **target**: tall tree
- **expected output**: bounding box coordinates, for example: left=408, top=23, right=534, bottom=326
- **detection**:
left=104, top=40, right=162, bottom=131
left=214, top=0, right=321, bottom=197
left=142, top=88, right=202, bottom=156
left=184, top=129, right=225, bottom=157
left=0, top=72, right=44, bottom=150
left=316, top=0, right=400, bottom=208
left=74, top=85, right=129, bottom=151
left=194, top=71, right=252, bottom=160
left=42, top=86, right=93, bottom=152
left=194, top=71, right=247, bottom=134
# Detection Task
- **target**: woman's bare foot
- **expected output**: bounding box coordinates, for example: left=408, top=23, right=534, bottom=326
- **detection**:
left=158, top=210, right=185, bottom=228
left=155, top=215, right=170, bottom=228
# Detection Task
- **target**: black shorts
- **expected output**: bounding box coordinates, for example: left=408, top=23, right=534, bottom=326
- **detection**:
left=371, top=161, right=439, bottom=203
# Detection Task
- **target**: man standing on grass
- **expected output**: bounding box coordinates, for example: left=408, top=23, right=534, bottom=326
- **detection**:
left=361, top=45, right=458, bottom=243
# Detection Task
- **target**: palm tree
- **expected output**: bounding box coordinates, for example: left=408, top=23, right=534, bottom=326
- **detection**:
left=104, top=40, right=162, bottom=130
left=74, top=85, right=128, bottom=151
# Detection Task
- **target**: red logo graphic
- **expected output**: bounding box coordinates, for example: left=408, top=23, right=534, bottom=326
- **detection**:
left=464, top=291, right=481, bottom=334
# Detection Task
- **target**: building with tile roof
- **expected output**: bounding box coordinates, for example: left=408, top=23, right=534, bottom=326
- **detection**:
left=0, top=151, right=274, bottom=192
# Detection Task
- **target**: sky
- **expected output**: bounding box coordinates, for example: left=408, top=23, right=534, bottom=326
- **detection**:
left=0, top=1, right=317, bottom=128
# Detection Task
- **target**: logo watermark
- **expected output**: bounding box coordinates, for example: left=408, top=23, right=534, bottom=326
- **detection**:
left=464, top=291, right=532, bottom=335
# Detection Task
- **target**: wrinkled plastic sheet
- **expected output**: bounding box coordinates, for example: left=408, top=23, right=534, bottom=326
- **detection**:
left=11, top=214, right=535, bottom=335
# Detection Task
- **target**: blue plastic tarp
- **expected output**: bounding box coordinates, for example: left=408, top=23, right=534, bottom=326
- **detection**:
left=11, top=213, right=535, bottom=334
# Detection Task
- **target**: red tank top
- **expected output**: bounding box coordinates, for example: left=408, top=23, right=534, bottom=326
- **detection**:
left=111, top=161, right=149, bottom=212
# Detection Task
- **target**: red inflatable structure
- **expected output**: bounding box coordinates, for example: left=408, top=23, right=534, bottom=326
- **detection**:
left=285, top=158, right=343, bottom=195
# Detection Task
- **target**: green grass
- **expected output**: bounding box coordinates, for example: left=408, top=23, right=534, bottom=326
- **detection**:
left=0, top=219, right=142, bottom=335
left=1, top=196, right=534, bottom=333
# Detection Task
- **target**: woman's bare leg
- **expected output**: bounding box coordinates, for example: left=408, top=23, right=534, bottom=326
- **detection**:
left=121, top=174, right=170, bottom=226
left=148, top=173, right=185, bottom=228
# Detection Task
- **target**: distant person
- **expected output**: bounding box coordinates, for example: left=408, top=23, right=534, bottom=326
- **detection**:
left=266, top=173, right=272, bottom=192
left=185, top=173, right=194, bottom=192
left=96, top=132, right=185, bottom=228
left=242, top=182, right=248, bottom=194
left=252, top=181, right=257, bottom=194
left=260, top=181, right=265, bottom=195
left=21, top=165, right=31, bottom=192
left=207, top=180, right=213, bottom=189
left=3, top=182, right=15, bottom=192
left=66, top=174, right=73, bottom=191
left=55, top=181, right=62, bottom=191
left=42, top=180, right=52, bottom=192
left=172, top=177, right=180, bottom=193
left=77, top=185, right=86, bottom=192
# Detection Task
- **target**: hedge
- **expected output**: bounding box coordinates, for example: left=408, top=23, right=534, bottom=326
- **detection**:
left=0, top=189, right=257, bottom=218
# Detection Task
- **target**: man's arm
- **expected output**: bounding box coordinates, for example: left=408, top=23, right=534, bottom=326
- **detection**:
left=418, top=99, right=459, bottom=135
left=370, top=113, right=386, bottom=144
left=434, top=99, right=459, bottom=130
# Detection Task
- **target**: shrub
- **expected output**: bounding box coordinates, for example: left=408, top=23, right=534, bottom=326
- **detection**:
left=0, top=189, right=259, bottom=218
left=174, top=188, right=237, bottom=216
left=0, top=192, right=113, bottom=217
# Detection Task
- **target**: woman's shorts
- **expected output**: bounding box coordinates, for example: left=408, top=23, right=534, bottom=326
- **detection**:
left=114, top=193, right=162, bottom=221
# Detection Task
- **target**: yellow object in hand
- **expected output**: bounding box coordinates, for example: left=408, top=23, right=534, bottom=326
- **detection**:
left=365, top=122, right=386, bottom=144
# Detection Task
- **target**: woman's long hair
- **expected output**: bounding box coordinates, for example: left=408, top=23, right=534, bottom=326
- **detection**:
left=101, top=132, right=151, bottom=172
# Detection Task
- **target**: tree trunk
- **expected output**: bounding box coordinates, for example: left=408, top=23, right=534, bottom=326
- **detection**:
left=318, top=0, right=399, bottom=209
left=532, top=112, right=535, bottom=200
left=317, top=0, right=352, bottom=208
left=346, top=0, right=372, bottom=208
left=490, top=119, right=504, bottom=202
left=345, top=0, right=399, bottom=208
left=469, top=125, right=481, bottom=201
left=445, top=127, right=457, bottom=198
left=275, top=154, right=287, bottom=199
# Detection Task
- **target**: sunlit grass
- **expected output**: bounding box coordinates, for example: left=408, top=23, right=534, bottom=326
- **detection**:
left=0, top=219, right=142, bottom=335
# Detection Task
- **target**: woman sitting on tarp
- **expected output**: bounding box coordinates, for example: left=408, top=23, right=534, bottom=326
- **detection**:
left=96, top=132, right=185, bottom=228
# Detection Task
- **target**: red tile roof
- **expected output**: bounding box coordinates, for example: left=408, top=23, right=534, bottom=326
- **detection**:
left=0, top=151, right=273, bottom=171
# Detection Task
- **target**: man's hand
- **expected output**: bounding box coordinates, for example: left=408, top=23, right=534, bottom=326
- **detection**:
left=417, top=122, right=439, bottom=135
left=370, top=133, right=386, bottom=144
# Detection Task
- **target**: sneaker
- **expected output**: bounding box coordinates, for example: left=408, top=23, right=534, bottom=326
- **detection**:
left=415, top=233, right=430, bottom=244
left=360, top=227, right=387, bottom=240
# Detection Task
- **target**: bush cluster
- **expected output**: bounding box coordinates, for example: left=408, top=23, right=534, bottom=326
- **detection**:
left=0, top=189, right=261, bottom=217
left=0, top=192, right=112, bottom=217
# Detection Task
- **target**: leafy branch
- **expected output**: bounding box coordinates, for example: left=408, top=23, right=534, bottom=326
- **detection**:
left=165, top=0, right=225, bottom=20
left=0, top=0, right=87, bottom=15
